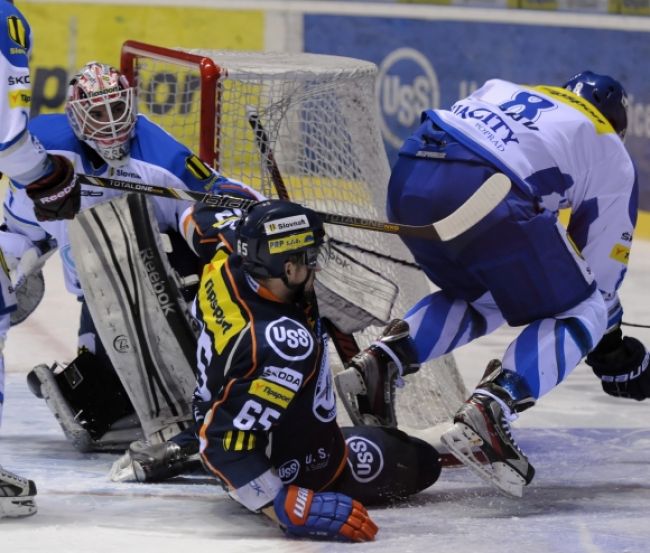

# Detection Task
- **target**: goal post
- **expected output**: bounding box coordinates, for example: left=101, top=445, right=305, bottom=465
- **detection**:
left=120, top=40, right=467, bottom=428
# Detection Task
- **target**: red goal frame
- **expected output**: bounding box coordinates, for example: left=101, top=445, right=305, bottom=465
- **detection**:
left=120, top=40, right=221, bottom=168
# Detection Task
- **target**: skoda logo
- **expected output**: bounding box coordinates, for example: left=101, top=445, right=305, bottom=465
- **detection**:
left=376, top=47, right=440, bottom=148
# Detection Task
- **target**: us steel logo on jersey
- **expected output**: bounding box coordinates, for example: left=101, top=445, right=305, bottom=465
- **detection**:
left=265, top=317, right=314, bottom=361
left=264, top=215, right=310, bottom=235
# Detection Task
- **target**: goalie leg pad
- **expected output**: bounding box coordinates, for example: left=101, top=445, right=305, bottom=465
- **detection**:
left=333, top=426, right=441, bottom=505
left=68, top=193, right=198, bottom=444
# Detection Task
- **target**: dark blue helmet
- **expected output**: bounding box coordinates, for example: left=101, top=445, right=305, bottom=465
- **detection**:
left=236, top=199, right=325, bottom=279
left=563, top=71, right=628, bottom=139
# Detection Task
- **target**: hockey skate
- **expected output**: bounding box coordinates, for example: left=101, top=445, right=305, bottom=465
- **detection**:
left=0, top=466, right=37, bottom=518
left=110, top=436, right=201, bottom=483
left=440, top=360, right=536, bottom=498
left=335, top=319, right=419, bottom=427
left=27, top=360, right=142, bottom=453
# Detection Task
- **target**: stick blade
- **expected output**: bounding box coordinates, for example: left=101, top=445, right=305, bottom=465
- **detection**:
left=434, top=172, right=511, bottom=241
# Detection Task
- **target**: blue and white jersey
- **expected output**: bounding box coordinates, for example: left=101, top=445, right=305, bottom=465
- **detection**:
left=0, top=2, right=50, bottom=184
left=427, top=79, right=637, bottom=327
left=3, top=113, right=261, bottom=296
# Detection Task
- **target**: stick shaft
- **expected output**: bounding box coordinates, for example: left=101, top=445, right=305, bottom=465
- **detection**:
left=77, top=172, right=511, bottom=242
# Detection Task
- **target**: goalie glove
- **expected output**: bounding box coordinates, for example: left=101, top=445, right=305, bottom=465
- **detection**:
left=1, top=236, right=55, bottom=326
left=586, top=327, right=650, bottom=401
left=9, top=240, right=56, bottom=291
left=25, top=154, right=80, bottom=221
left=273, top=485, right=378, bottom=542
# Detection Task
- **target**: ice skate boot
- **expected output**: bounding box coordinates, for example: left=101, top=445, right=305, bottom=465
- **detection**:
left=440, top=360, right=535, bottom=498
left=110, top=428, right=201, bottom=482
left=335, top=319, right=419, bottom=427
left=0, top=466, right=37, bottom=518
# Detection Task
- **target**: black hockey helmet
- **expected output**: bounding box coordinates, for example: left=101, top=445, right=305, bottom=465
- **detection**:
left=236, top=199, right=326, bottom=279
left=563, top=71, right=628, bottom=139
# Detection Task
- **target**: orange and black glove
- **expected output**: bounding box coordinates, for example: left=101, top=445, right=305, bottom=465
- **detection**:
left=273, top=485, right=378, bottom=542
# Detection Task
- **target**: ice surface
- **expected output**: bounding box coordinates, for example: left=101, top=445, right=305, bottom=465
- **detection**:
left=1, top=241, right=649, bottom=552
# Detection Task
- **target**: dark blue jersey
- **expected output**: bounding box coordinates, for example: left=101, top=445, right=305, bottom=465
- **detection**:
left=193, top=250, right=345, bottom=510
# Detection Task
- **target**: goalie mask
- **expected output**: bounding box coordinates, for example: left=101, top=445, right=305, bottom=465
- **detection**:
left=236, top=200, right=326, bottom=279
left=66, top=62, right=137, bottom=167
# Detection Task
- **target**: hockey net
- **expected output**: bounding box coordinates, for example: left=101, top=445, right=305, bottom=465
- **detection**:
left=120, top=40, right=467, bottom=429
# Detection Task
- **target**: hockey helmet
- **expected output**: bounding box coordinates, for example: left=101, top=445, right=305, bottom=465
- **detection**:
left=236, top=199, right=326, bottom=279
left=563, top=71, right=628, bottom=139
left=66, top=62, right=137, bottom=167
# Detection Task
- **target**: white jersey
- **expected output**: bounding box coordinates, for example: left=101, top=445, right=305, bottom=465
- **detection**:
left=3, top=113, right=260, bottom=297
left=0, top=2, right=50, bottom=185
left=428, top=79, right=637, bottom=326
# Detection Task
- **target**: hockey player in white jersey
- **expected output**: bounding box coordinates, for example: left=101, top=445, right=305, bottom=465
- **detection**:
left=337, top=71, right=646, bottom=498
left=2, top=60, right=260, bottom=453
left=0, top=0, right=82, bottom=518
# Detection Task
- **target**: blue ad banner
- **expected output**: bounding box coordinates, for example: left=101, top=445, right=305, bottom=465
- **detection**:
left=304, top=16, right=650, bottom=211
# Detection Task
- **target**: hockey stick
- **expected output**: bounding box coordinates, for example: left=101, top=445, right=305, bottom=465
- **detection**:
left=328, top=238, right=421, bottom=270
left=621, top=321, right=650, bottom=329
left=75, top=172, right=511, bottom=242
left=246, top=109, right=290, bottom=201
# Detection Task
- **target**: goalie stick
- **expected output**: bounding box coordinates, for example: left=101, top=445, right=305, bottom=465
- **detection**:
left=246, top=109, right=291, bottom=201
left=75, top=172, right=511, bottom=242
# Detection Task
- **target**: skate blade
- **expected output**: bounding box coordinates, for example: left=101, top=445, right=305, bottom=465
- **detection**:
left=0, top=498, right=37, bottom=518
left=108, top=451, right=136, bottom=482
left=32, top=365, right=96, bottom=453
left=406, top=423, right=490, bottom=468
left=440, top=423, right=525, bottom=498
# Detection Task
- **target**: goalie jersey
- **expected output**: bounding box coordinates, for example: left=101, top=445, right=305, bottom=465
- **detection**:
left=411, top=79, right=638, bottom=329
left=193, top=248, right=345, bottom=511
left=2, top=113, right=258, bottom=296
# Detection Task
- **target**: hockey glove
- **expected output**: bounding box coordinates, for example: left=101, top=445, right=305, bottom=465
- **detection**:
left=273, top=485, right=378, bottom=542
left=25, top=154, right=80, bottom=221
left=586, top=328, right=650, bottom=401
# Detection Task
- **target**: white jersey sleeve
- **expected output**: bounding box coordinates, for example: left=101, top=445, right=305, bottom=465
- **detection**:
left=430, top=79, right=636, bottom=325
left=0, top=3, right=50, bottom=185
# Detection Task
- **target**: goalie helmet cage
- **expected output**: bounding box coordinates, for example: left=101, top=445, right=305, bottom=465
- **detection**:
left=120, top=40, right=467, bottom=428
